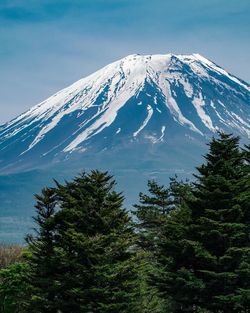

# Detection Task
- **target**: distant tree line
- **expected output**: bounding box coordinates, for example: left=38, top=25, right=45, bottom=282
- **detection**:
left=0, top=133, right=249, bottom=312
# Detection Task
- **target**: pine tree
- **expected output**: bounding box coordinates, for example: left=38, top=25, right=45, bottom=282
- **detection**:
left=156, top=133, right=250, bottom=312
left=133, top=179, right=171, bottom=312
left=49, top=170, right=139, bottom=313
left=232, top=143, right=250, bottom=311
left=134, top=179, right=171, bottom=251
left=134, top=178, right=192, bottom=312
left=25, top=187, right=59, bottom=313
left=135, top=250, right=167, bottom=313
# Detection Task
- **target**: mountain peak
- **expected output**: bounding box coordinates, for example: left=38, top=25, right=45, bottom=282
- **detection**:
left=0, top=53, right=249, bottom=172
left=118, top=52, right=211, bottom=64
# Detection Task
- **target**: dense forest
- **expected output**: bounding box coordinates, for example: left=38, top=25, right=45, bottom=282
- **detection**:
left=0, top=133, right=249, bottom=313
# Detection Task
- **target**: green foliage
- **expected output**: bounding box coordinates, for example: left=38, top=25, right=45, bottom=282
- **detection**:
left=1, top=134, right=249, bottom=313
left=134, top=177, right=193, bottom=312
left=25, top=187, right=60, bottom=313
left=0, top=262, right=30, bottom=313
left=134, top=179, right=171, bottom=252
left=135, top=251, right=168, bottom=313
left=155, top=133, right=250, bottom=312
left=26, top=170, right=139, bottom=313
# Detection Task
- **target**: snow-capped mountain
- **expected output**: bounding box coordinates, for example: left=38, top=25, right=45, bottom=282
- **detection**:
left=0, top=53, right=250, bottom=172
left=1, top=53, right=250, bottom=243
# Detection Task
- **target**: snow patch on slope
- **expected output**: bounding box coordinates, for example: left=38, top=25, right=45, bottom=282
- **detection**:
left=161, top=80, right=202, bottom=135
left=159, top=126, right=166, bottom=142
left=192, top=93, right=216, bottom=131
left=133, top=105, right=153, bottom=137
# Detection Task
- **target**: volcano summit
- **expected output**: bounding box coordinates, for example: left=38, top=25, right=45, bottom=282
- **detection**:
left=1, top=53, right=250, bottom=242
left=0, top=53, right=249, bottom=173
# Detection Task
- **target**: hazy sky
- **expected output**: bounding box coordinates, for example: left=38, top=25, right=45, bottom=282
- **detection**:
left=0, top=0, right=249, bottom=123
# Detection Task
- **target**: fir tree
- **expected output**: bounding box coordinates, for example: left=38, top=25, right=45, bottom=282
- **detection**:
left=232, top=143, right=250, bottom=311
left=134, top=178, right=192, bottom=312
left=25, top=187, right=59, bottom=313
left=156, top=133, right=250, bottom=312
left=134, top=179, right=171, bottom=251
left=135, top=250, right=167, bottom=313
left=49, top=170, right=139, bottom=313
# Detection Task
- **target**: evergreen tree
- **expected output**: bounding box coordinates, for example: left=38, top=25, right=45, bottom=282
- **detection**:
left=136, top=250, right=167, bottom=313
left=133, top=179, right=171, bottom=312
left=232, top=143, right=250, bottom=311
left=156, top=133, right=250, bottom=312
left=168, top=175, right=194, bottom=208
left=25, top=187, right=59, bottom=313
left=134, top=178, right=192, bottom=312
left=46, top=170, right=139, bottom=313
left=134, top=179, right=171, bottom=251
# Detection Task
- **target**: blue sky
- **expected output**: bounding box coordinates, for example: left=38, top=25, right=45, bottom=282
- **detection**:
left=0, top=0, right=249, bottom=123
